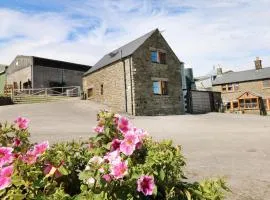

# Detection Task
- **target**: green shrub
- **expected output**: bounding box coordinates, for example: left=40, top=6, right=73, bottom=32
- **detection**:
left=0, top=112, right=229, bottom=199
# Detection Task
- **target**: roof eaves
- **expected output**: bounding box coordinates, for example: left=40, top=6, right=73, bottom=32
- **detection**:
left=212, top=77, right=270, bottom=86
left=83, top=55, right=131, bottom=76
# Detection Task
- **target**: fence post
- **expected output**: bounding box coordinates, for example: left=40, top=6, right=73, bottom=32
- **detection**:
left=45, top=88, right=47, bottom=98
left=11, top=88, right=13, bottom=100
left=78, top=86, right=81, bottom=98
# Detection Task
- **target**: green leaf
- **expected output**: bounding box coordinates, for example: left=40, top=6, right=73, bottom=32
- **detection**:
left=12, top=176, right=25, bottom=187
left=184, top=189, right=191, bottom=200
left=159, top=169, right=165, bottom=181
left=12, top=193, right=25, bottom=200
left=80, top=184, right=88, bottom=192
left=58, top=166, right=69, bottom=176
left=153, top=185, right=158, bottom=196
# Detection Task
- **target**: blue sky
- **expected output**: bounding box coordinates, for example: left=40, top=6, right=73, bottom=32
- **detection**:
left=0, top=0, right=270, bottom=76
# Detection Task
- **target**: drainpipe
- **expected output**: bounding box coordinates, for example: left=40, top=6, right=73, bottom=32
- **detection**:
left=129, top=57, right=134, bottom=115
left=121, top=50, right=128, bottom=113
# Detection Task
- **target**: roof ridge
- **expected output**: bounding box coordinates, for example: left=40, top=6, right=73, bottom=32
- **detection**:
left=84, top=28, right=159, bottom=75
left=222, top=66, right=270, bottom=75
left=212, top=66, right=270, bottom=85
left=106, top=28, right=158, bottom=55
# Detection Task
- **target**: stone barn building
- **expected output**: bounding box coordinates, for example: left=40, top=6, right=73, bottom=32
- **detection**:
left=6, top=55, right=91, bottom=89
left=83, top=29, right=184, bottom=116
left=0, top=65, right=8, bottom=94
left=212, top=57, right=270, bottom=115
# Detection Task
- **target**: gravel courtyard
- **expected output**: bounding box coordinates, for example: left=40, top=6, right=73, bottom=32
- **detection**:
left=0, top=99, right=269, bottom=200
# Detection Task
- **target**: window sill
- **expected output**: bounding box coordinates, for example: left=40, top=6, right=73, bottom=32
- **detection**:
left=263, top=87, right=270, bottom=89
left=153, top=94, right=169, bottom=97
left=151, top=63, right=168, bottom=67
left=222, top=90, right=240, bottom=94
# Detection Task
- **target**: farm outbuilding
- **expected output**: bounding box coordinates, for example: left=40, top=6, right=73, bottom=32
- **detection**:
left=6, top=55, right=91, bottom=90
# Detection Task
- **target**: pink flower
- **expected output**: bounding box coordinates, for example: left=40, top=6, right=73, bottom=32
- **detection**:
left=0, top=147, right=13, bottom=168
left=137, top=175, right=155, bottom=196
left=103, top=150, right=121, bottom=164
left=22, top=141, right=48, bottom=165
left=102, top=174, right=112, bottom=182
left=13, top=138, right=21, bottom=147
left=135, top=141, right=143, bottom=150
left=0, top=165, right=13, bottom=190
left=111, top=138, right=121, bottom=151
left=14, top=117, right=30, bottom=129
left=33, top=141, right=49, bottom=155
left=0, top=165, right=13, bottom=177
left=110, top=160, right=128, bottom=179
left=133, top=127, right=148, bottom=139
left=93, top=126, right=104, bottom=134
left=22, top=151, right=38, bottom=165
left=113, top=114, right=121, bottom=125
left=120, top=132, right=139, bottom=156
left=117, top=116, right=132, bottom=134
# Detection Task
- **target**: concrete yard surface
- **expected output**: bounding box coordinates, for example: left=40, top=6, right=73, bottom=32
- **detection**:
left=0, top=99, right=270, bottom=200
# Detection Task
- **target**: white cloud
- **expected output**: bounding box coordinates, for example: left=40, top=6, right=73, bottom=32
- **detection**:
left=0, top=0, right=269, bottom=76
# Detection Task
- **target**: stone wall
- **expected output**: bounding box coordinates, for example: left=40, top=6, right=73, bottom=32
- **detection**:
left=82, top=30, right=184, bottom=116
left=132, top=31, right=184, bottom=115
left=213, top=80, right=270, bottom=101
left=33, top=65, right=84, bottom=88
left=82, top=59, right=127, bottom=113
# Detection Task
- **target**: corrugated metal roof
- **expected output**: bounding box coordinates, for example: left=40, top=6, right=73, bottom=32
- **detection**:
left=33, top=56, right=91, bottom=72
left=212, top=67, right=270, bottom=85
left=84, top=29, right=158, bottom=76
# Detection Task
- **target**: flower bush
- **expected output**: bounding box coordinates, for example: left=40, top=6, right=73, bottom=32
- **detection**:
left=0, top=112, right=229, bottom=199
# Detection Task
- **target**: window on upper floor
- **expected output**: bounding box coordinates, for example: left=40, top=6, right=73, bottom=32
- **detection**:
left=151, top=50, right=166, bottom=64
left=153, top=80, right=168, bottom=95
left=221, top=83, right=239, bottom=92
left=263, top=80, right=270, bottom=88
left=227, top=84, right=233, bottom=91
left=151, top=51, right=158, bottom=63
left=221, top=85, right=227, bottom=92
left=234, top=83, right=239, bottom=91
left=159, top=52, right=166, bottom=64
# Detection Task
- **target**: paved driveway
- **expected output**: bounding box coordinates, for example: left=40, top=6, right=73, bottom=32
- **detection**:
left=0, top=99, right=270, bottom=200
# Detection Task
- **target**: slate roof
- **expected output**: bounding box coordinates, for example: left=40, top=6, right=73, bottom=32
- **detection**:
left=212, top=67, right=270, bottom=85
left=84, top=29, right=158, bottom=76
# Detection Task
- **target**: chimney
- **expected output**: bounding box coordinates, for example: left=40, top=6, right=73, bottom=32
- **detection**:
left=254, top=57, right=262, bottom=70
left=216, top=67, right=223, bottom=75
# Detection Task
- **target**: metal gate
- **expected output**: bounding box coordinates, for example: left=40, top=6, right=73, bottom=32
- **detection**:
left=9, top=86, right=81, bottom=104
